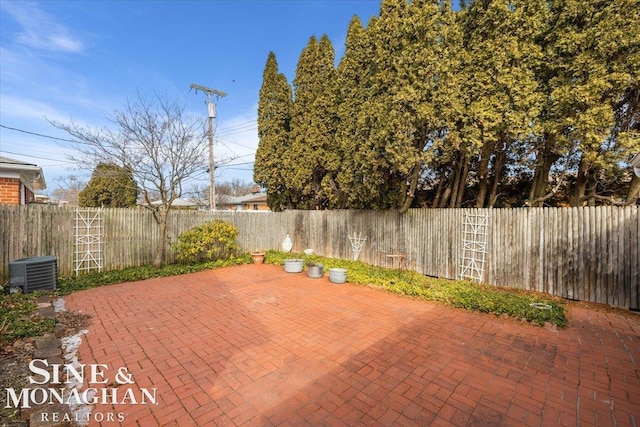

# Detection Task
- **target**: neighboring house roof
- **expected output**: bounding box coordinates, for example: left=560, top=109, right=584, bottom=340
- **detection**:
left=149, top=197, right=199, bottom=207
left=221, top=192, right=267, bottom=207
left=0, top=156, right=46, bottom=190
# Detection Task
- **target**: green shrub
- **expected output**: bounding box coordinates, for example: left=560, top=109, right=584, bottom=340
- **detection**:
left=0, top=293, right=55, bottom=342
left=172, top=220, right=240, bottom=263
left=265, top=250, right=568, bottom=327
left=57, top=255, right=252, bottom=295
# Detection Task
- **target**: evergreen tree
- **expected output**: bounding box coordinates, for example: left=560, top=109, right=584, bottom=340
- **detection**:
left=335, top=15, right=378, bottom=209
left=254, top=52, right=293, bottom=211
left=252, top=0, right=639, bottom=209
left=461, top=0, right=545, bottom=208
left=288, top=35, right=338, bottom=209
left=357, top=0, right=412, bottom=210
left=531, top=0, right=640, bottom=206
left=428, top=0, right=468, bottom=208
left=79, top=162, right=138, bottom=207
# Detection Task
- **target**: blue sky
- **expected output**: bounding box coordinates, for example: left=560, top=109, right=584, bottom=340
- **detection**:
left=0, top=0, right=382, bottom=194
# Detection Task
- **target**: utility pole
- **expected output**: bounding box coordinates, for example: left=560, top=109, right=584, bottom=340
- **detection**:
left=190, top=83, right=227, bottom=210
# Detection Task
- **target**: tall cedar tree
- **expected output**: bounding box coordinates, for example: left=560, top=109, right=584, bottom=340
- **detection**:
left=530, top=0, right=640, bottom=206
left=557, top=0, right=640, bottom=206
left=335, top=15, right=377, bottom=209
left=461, top=0, right=544, bottom=208
left=399, top=0, right=459, bottom=210
left=255, top=0, right=640, bottom=209
left=288, top=35, right=338, bottom=209
left=254, top=52, right=293, bottom=211
left=363, top=0, right=413, bottom=210
left=79, top=162, right=138, bottom=207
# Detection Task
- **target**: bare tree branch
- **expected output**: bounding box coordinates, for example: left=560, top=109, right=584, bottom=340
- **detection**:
left=50, top=92, right=208, bottom=267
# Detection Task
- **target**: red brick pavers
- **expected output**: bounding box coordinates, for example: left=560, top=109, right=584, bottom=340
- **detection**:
left=62, top=264, right=640, bottom=426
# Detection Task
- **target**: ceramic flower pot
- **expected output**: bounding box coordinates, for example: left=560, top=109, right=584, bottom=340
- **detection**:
left=251, top=252, right=265, bottom=265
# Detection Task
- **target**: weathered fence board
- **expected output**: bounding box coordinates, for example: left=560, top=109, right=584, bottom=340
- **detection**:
left=0, top=205, right=638, bottom=309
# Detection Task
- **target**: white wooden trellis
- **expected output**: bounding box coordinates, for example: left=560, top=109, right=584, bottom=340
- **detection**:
left=459, top=212, right=489, bottom=282
left=74, top=208, right=103, bottom=276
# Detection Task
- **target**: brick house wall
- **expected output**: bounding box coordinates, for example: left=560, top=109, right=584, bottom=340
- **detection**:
left=25, top=186, right=35, bottom=204
left=0, top=177, right=35, bottom=205
left=0, top=177, right=20, bottom=205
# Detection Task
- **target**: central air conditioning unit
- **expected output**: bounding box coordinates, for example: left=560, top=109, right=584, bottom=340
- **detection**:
left=9, top=256, right=58, bottom=294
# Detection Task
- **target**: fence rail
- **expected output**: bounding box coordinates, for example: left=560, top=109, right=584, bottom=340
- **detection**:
left=1, top=205, right=638, bottom=309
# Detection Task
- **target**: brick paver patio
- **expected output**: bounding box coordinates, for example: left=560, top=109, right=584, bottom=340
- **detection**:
left=62, top=264, right=640, bottom=426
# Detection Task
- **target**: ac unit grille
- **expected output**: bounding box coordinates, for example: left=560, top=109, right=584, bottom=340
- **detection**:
left=9, top=256, right=58, bottom=294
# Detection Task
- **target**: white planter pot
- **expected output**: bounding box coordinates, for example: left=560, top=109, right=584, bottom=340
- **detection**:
left=284, top=259, right=304, bottom=273
left=328, top=268, right=347, bottom=284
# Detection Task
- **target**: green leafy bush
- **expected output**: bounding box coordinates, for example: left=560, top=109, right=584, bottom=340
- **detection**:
left=0, top=293, right=55, bottom=342
left=57, top=255, right=251, bottom=295
left=265, top=251, right=568, bottom=327
left=172, top=220, right=241, bottom=263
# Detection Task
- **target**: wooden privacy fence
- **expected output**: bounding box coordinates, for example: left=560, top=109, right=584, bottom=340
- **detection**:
left=1, top=205, right=638, bottom=309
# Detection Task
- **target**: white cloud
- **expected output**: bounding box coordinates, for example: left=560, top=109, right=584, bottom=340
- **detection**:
left=2, top=1, right=86, bottom=53
left=0, top=94, right=70, bottom=123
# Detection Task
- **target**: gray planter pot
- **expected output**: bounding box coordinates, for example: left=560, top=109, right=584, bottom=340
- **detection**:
left=284, top=259, right=304, bottom=273
left=306, top=264, right=324, bottom=278
left=328, top=268, right=347, bottom=284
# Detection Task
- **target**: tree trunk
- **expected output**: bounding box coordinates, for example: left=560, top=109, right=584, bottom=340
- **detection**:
left=572, top=155, right=589, bottom=207
left=528, top=133, right=559, bottom=206
left=448, top=155, right=463, bottom=208
left=455, top=157, right=469, bottom=208
left=586, top=183, right=597, bottom=206
left=626, top=175, right=640, bottom=204
left=432, top=167, right=445, bottom=208
left=487, top=147, right=506, bottom=208
left=399, top=160, right=422, bottom=213
left=475, top=144, right=493, bottom=208
left=439, top=185, right=452, bottom=208
left=153, top=209, right=169, bottom=268
left=528, top=151, right=559, bottom=206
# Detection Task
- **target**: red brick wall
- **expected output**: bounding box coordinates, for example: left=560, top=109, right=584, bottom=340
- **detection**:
left=0, top=177, right=21, bottom=205
left=25, top=186, right=35, bottom=204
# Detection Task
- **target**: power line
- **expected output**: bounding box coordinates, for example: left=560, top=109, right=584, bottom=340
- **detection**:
left=1, top=124, right=258, bottom=167
left=218, top=136, right=257, bottom=151
left=217, top=161, right=255, bottom=168
left=1, top=123, right=258, bottom=155
left=217, top=120, right=257, bottom=133
left=0, top=124, right=85, bottom=145
left=219, top=126, right=257, bottom=135
left=218, top=127, right=258, bottom=138
left=0, top=149, right=75, bottom=164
